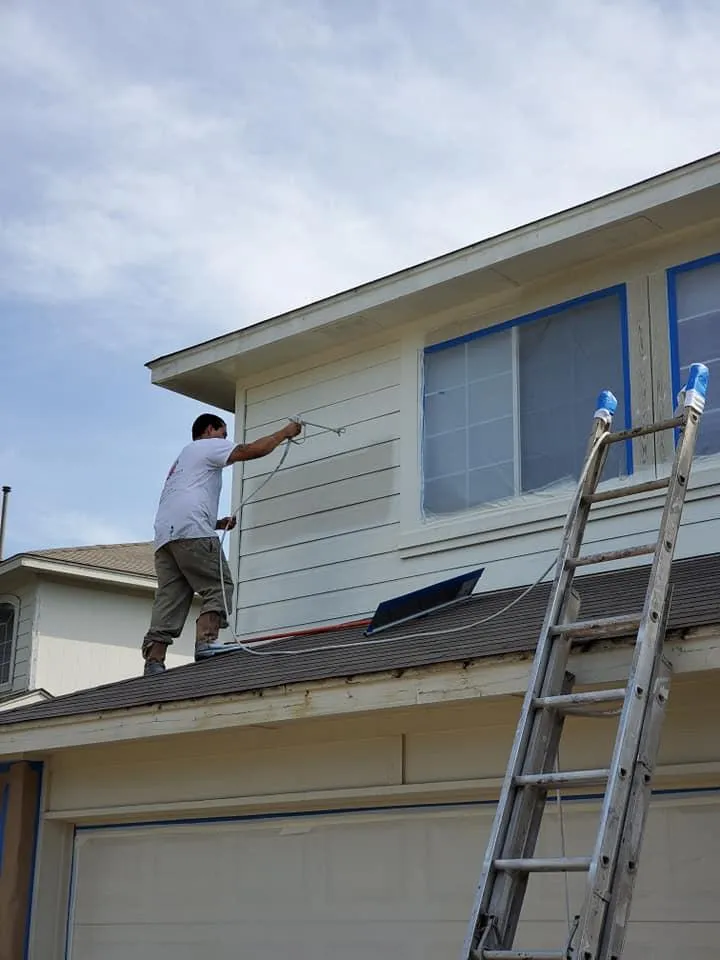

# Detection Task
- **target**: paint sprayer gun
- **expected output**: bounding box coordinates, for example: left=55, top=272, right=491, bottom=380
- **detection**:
left=289, top=414, right=346, bottom=438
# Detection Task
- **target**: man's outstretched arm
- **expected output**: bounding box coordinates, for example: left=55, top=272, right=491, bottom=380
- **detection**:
left=226, top=420, right=302, bottom=464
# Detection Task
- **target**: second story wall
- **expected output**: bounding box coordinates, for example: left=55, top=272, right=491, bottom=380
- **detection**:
left=233, top=223, right=720, bottom=638
left=236, top=339, right=402, bottom=636
left=32, top=578, right=198, bottom=694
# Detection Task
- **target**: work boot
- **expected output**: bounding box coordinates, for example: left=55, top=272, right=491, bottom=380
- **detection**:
left=144, top=660, right=166, bottom=677
left=142, top=639, right=168, bottom=676
left=195, top=611, right=242, bottom=661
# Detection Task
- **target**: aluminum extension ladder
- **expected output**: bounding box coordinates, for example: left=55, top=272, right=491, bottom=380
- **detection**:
left=460, top=362, right=710, bottom=960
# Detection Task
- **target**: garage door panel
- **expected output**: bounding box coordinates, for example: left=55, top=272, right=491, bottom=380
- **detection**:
left=623, top=921, right=720, bottom=957
left=74, top=826, right=314, bottom=924
left=512, top=920, right=720, bottom=959
left=71, top=922, right=449, bottom=960
left=557, top=799, right=720, bottom=922
left=73, top=836, right=161, bottom=925
left=68, top=797, right=720, bottom=959
left=72, top=925, right=318, bottom=960
left=421, top=808, right=587, bottom=922
left=660, top=801, right=720, bottom=919
left=318, top=818, right=414, bottom=905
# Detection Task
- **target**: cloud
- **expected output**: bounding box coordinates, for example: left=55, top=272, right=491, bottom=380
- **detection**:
left=2, top=0, right=720, bottom=554
left=0, top=4, right=401, bottom=352
left=2, top=0, right=720, bottom=358
left=29, top=510, right=142, bottom=551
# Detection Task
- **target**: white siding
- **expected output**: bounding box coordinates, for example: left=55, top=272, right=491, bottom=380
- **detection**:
left=231, top=234, right=720, bottom=638
left=237, top=344, right=403, bottom=635
left=33, top=579, right=199, bottom=696
left=234, top=333, right=720, bottom=638
left=3, top=578, right=37, bottom=696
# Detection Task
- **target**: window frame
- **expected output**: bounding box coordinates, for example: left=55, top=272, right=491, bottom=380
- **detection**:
left=667, top=250, right=720, bottom=405
left=420, top=284, right=634, bottom=517
left=0, top=596, right=19, bottom=692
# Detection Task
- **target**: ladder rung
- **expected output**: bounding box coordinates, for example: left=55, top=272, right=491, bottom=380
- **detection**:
left=551, top=614, right=641, bottom=640
left=481, top=952, right=566, bottom=960
left=515, top=768, right=609, bottom=788
left=567, top=542, right=656, bottom=568
left=534, top=688, right=626, bottom=711
left=585, top=476, right=671, bottom=503
left=603, top=415, right=684, bottom=444
left=494, top=857, right=591, bottom=873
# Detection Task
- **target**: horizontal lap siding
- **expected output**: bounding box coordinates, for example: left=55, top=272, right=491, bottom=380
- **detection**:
left=235, top=475, right=720, bottom=640
left=238, top=346, right=404, bottom=635
left=234, top=325, right=720, bottom=637
left=8, top=582, right=36, bottom=694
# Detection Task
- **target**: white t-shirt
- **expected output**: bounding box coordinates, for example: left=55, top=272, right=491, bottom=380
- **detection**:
left=153, top=437, right=236, bottom=551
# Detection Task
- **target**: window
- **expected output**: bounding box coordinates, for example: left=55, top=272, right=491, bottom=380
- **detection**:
left=0, top=600, right=17, bottom=686
left=668, top=254, right=720, bottom=457
left=422, top=288, right=630, bottom=516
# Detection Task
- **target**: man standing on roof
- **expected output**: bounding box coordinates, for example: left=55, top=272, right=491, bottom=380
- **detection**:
left=142, top=412, right=302, bottom=676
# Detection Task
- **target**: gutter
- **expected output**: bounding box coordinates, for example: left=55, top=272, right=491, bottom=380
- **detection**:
left=1, top=626, right=719, bottom=756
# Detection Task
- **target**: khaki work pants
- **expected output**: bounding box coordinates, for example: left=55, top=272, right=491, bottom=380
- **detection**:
left=142, top=537, right=234, bottom=657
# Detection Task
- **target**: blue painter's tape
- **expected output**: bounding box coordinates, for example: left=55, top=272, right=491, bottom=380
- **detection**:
left=683, top=362, right=710, bottom=412
left=594, top=389, right=617, bottom=423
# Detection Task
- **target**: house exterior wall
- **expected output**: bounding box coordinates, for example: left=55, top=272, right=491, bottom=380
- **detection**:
left=233, top=222, right=720, bottom=637
left=43, top=671, right=720, bottom=817
left=28, top=671, right=720, bottom=959
left=32, top=578, right=199, bottom=695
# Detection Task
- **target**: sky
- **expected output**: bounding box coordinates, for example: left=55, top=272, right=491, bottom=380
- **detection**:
left=1, top=0, right=720, bottom=556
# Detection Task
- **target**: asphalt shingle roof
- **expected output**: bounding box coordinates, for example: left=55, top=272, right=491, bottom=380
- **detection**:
left=1, top=552, right=718, bottom=728
left=17, top=542, right=156, bottom=578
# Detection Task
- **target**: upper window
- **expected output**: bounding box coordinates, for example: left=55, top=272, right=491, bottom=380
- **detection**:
left=421, top=288, right=631, bottom=516
left=0, top=600, right=17, bottom=687
left=668, top=254, right=720, bottom=457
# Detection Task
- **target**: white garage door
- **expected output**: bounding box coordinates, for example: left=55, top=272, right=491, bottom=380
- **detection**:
left=66, top=794, right=720, bottom=960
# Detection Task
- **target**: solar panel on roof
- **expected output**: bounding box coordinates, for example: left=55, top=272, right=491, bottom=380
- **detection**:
left=364, top=568, right=485, bottom=636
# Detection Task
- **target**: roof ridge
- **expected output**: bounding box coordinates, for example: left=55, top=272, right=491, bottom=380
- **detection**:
left=30, top=540, right=153, bottom=555
left=1, top=541, right=157, bottom=579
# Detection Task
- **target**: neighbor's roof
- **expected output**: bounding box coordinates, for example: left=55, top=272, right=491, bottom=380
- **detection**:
left=27, top=542, right=155, bottom=577
left=147, top=151, right=720, bottom=410
left=0, top=541, right=156, bottom=584
left=1, top=552, right=719, bottom=728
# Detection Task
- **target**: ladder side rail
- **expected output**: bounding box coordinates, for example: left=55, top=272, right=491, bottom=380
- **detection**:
left=494, top=667, right=575, bottom=946
left=573, top=401, right=703, bottom=959
left=460, top=403, right=615, bottom=960
left=594, top=587, right=674, bottom=960
left=597, top=657, right=672, bottom=960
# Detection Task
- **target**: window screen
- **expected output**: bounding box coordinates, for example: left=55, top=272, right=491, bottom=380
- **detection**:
left=422, top=291, right=629, bottom=515
left=670, top=257, right=720, bottom=457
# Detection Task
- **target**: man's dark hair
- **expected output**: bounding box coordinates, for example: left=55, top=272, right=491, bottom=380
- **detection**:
left=192, top=413, right=226, bottom=440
